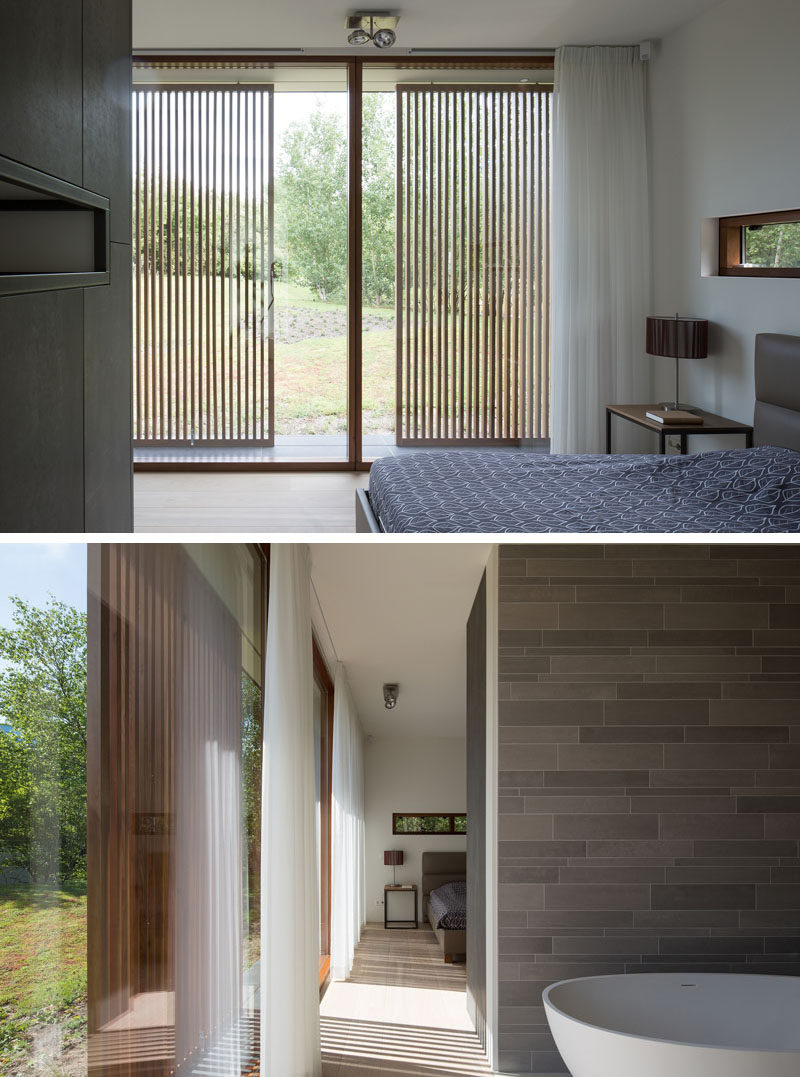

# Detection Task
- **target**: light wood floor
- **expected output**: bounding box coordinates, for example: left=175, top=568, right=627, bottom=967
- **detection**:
left=320, top=923, right=491, bottom=1077
left=133, top=471, right=369, bottom=533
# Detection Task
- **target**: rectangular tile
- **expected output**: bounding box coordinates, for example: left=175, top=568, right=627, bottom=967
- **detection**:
left=500, top=771, right=544, bottom=788
left=524, top=795, right=630, bottom=814
left=737, top=796, right=800, bottom=813
left=634, top=910, right=739, bottom=928
left=630, top=796, right=735, bottom=813
left=580, top=725, right=684, bottom=743
left=659, top=936, right=764, bottom=955
left=525, top=558, right=630, bottom=577
left=765, top=814, right=800, bottom=838
left=550, top=655, right=657, bottom=674
left=541, top=629, right=648, bottom=648
left=558, top=603, right=664, bottom=630
left=686, top=726, right=789, bottom=742
left=510, top=681, right=616, bottom=700
left=499, top=815, right=554, bottom=841
left=723, top=682, right=800, bottom=699
left=544, top=884, right=651, bottom=910
left=618, top=682, right=721, bottom=699
left=499, top=884, right=545, bottom=911
left=499, top=840, right=586, bottom=858
left=694, top=839, right=798, bottom=858
left=665, top=865, right=773, bottom=885
left=771, top=605, right=800, bottom=629
left=499, top=656, right=552, bottom=675
left=554, top=815, right=658, bottom=840
left=573, top=584, right=681, bottom=603
left=757, top=885, right=800, bottom=909
left=632, top=560, right=737, bottom=577
left=526, top=910, right=634, bottom=928
left=679, top=586, right=786, bottom=603
left=664, top=744, right=769, bottom=770
left=499, top=700, right=605, bottom=727
left=499, top=865, right=560, bottom=884
left=651, top=769, right=755, bottom=787
left=770, top=746, right=800, bottom=769
left=651, top=884, right=755, bottom=910
left=660, top=814, right=764, bottom=839
left=558, top=744, right=664, bottom=770
left=499, top=745, right=559, bottom=771
left=500, top=584, right=576, bottom=602
left=656, top=654, right=762, bottom=673
left=553, top=936, right=660, bottom=954
left=500, top=603, right=559, bottom=630
left=544, top=770, right=648, bottom=788
left=557, top=864, right=665, bottom=884
left=647, top=630, right=753, bottom=646
left=664, top=603, right=768, bottom=630
left=587, top=839, right=694, bottom=858
left=604, top=700, right=709, bottom=725
left=501, top=726, right=580, bottom=744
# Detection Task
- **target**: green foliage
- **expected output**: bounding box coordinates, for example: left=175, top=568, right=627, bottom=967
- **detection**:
left=745, top=222, right=800, bottom=269
left=275, top=94, right=395, bottom=306
left=0, top=598, right=87, bottom=886
left=241, top=672, right=262, bottom=967
left=276, top=104, right=348, bottom=302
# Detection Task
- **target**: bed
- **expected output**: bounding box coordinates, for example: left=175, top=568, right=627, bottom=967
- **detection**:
left=422, top=850, right=466, bottom=964
left=356, top=333, right=800, bottom=533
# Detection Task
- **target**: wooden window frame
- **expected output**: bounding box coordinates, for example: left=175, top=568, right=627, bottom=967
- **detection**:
left=313, top=637, right=334, bottom=988
left=392, top=812, right=467, bottom=835
left=719, top=209, right=800, bottom=278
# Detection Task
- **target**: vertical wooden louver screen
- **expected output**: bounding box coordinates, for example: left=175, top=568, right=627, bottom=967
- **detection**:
left=396, top=85, right=551, bottom=445
left=133, top=87, right=274, bottom=445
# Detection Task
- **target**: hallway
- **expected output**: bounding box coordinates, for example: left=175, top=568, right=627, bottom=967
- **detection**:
left=320, top=924, right=492, bottom=1076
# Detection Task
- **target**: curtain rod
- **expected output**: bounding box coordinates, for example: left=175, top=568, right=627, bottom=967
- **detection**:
left=310, top=575, right=339, bottom=668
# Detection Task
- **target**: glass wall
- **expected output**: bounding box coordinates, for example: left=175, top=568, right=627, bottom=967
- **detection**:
left=0, top=545, right=88, bottom=1075
left=86, top=543, right=266, bottom=1075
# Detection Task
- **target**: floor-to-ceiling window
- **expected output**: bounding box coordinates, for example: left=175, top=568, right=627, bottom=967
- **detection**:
left=87, top=543, right=267, bottom=1075
left=131, top=55, right=552, bottom=471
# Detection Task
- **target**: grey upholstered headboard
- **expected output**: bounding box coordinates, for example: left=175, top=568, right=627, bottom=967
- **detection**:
left=421, top=850, right=466, bottom=900
left=754, top=333, right=800, bottom=451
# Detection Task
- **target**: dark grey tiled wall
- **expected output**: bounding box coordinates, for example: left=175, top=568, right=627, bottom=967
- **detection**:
left=497, top=544, right=800, bottom=1075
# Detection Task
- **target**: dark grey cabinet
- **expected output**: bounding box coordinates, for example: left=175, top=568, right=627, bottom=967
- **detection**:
left=0, top=0, right=132, bottom=532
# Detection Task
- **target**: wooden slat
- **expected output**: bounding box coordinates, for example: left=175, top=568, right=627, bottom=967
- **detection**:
left=133, top=87, right=274, bottom=446
left=397, top=85, right=551, bottom=446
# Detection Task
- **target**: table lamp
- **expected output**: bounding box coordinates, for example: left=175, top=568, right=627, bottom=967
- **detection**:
left=384, top=849, right=403, bottom=885
left=646, top=314, right=709, bottom=413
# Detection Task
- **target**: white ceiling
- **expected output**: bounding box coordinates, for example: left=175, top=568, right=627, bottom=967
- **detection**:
left=309, top=542, right=491, bottom=738
left=133, top=0, right=724, bottom=51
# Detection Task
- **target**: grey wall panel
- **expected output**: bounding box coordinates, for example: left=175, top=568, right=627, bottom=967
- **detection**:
left=84, top=242, right=133, bottom=531
left=466, top=574, right=487, bottom=1047
left=82, top=0, right=132, bottom=244
left=495, top=544, right=800, bottom=1075
left=0, top=0, right=83, bottom=184
left=0, top=291, right=84, bottom=531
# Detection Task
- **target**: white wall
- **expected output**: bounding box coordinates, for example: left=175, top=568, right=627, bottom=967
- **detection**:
left=649, top=0, right=800, bottom=442
left=365, top=735, right=466, bottom=923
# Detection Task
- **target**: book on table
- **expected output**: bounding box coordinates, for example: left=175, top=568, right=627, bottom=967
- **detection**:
left=645, top=409, right=704, bottom=425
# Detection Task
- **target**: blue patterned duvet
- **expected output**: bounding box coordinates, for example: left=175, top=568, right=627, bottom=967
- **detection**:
left=429, top=881, right=467, bottom=930
left=368, top=446, right=800, bottom=533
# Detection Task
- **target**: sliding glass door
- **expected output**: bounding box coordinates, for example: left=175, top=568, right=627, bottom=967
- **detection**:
left=131, top=57, right=551, bottom=469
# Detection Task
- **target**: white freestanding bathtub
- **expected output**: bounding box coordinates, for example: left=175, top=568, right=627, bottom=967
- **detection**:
left=542, top=973, right=800, bottom=1077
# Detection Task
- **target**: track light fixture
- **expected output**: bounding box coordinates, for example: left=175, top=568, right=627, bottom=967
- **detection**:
left=345, top=13, right=399, bottom=48
left=383, top=683, right=399, bottom=710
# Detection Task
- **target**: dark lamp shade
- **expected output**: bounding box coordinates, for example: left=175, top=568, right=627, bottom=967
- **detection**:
left=384, top=850, right=403, bottom=866
left=646, top=316, right=708, bottom=359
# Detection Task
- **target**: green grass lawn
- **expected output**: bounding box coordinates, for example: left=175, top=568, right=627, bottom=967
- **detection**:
left=0, top=886, right=87, bottom=1073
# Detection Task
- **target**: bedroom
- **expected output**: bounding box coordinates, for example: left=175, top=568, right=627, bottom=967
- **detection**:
left=2, top=0, right=800, bottom=533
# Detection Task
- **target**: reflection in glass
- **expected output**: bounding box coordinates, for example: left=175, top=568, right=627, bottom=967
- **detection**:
left=87, top=543, right=266, bottom=1075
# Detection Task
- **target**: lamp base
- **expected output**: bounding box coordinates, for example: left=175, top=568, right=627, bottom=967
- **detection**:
left=656, top=401, right=703, bottom=415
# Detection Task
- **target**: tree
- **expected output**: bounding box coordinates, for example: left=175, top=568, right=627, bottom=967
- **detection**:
left=277, top=104, right=348, bottom=301
left=0, top=597, right=87, bottom=885
left=361, top=94, right=396, bottom=307
left=276, top=94, right=396, bottom=306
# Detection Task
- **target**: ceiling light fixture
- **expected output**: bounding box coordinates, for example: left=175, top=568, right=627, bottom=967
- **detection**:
left=345, top=13, right=399, bottom=49
left=383, top=683, right=399, bottom=709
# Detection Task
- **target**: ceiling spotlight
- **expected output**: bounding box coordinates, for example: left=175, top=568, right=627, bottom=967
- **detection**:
left=383, top=683, right=399, bottom=710
left=373, top=26, right=396, bottom=48
left=345, top=13, right=399, bottom=48
left=347, top=27, right=371, bottom=45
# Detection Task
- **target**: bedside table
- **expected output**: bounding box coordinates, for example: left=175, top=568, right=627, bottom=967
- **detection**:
left=384, top=884, right=418, bottom=929
left=605, top=404, right=754, bottom=455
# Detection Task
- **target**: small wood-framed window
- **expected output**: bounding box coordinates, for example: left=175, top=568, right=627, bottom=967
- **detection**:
left=392, top=813, right=467, bottom=835
left=719, top=209, right=800, bottom=277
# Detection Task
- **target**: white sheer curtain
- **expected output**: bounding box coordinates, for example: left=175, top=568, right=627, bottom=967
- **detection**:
left=260, top=544, right=321, bottom=1077
left=330, top=662, right=366, bottom=981
left=550, top=46, right=651, bottom=454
